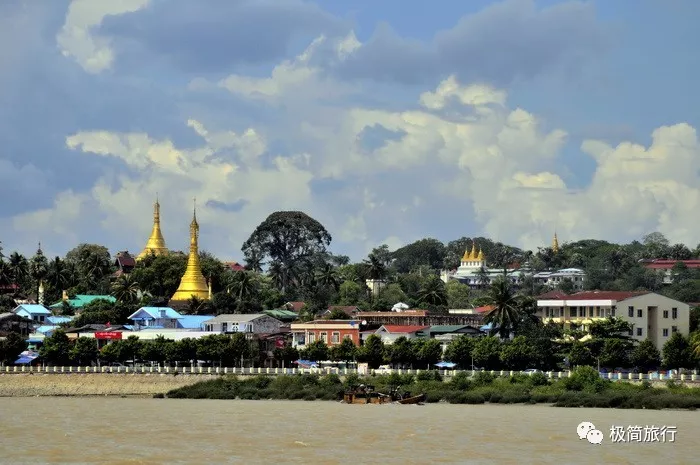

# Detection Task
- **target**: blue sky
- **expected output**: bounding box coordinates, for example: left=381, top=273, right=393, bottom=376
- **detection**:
left=1, top=0, right=699, bottom=262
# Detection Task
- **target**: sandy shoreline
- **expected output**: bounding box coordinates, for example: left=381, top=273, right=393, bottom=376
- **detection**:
left=0, top=373, right=217, bottom=397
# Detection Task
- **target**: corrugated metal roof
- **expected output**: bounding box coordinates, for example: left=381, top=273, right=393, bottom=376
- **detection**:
left=46, top=316, right=74, bottom=325
left=14, top=304, right=51, bottom=315
left=202, top=313, right=274, bottom=324
left=429, top=325, right=470, bottom=333
left=129, top=307, right=182, bottom=320
left=178, top=315, right=214, bottom=329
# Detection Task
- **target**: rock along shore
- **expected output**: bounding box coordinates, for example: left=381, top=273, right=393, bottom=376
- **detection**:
left=0, top=373, right=219, bottom=397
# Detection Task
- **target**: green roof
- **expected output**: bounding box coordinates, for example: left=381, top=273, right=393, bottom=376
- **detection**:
left=264, top=309, right=299, bottom=321
left=50, top=295, right=116, bottom=309
left=429, top=325, right=470, bottom=333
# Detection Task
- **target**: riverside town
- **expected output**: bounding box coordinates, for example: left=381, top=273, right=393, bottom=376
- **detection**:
left=1, top=205, right=700, bottom=408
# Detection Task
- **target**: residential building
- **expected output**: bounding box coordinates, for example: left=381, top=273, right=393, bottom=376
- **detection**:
left=202, top=314, right=283, bottom=334
left=532, top=268, right=585, bottom=290
left=373, top=325, right=429, bottom=344
left=127, top=307, right=211, bottom=330
left=428, top=325, right=485, bottom=353
left=290, top=320, right=362, bottom=348
left=49, top=292, right=116, bottom=311
left=263, top=309, right=299, bottom=323
left=0, top=312, right=33, bottom=337
left=12, top=304, right=51, bottom=324
left=355, top=311, right=483, bottom=327
left=640, top=259, right=700, bottom=284
left=114, top=251, right=136, bottom=276
left=320, top=306, right=360, bottom=318
left=283, top=301, right=306, bottom=313
left=536, top=291, right=690, bottom=349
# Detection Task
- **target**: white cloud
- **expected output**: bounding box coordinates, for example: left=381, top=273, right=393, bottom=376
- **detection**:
left=10, top=33, right=700, bottom=259
left=57, top=0, right=150, bottom=73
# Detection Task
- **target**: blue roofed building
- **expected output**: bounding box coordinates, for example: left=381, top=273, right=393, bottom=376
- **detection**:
left=46, top=316, right=74, bottom=325
left=128, top=307, right=214, bottom=330
left=12, top=304, right=51, bottom=324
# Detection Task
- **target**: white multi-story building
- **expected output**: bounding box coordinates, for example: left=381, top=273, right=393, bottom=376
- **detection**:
left=532, top=268, right=586, bottom=290
left=536, top=291, right=690, bottom=350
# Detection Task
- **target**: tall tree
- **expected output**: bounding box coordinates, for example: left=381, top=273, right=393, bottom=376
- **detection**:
left=483, top=274, right=523, bottom=339
left=242, top=211, right=331, bottom=294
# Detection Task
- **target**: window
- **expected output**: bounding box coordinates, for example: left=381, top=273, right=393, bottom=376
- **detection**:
left=628, top=306, right=634, bottom=317
left=222, top=322, right=228, bottom=332
left=579, top=308, right=585, bottom=317
left=672, top=308, right=678, bottom=319
left=320, top=332, right=328, bottom=343
left=672, top=326, right=678, bottom=333
left=663, top=310, right=669, bottom=319
left=612, top=307, right=616, bottom=317
left=636, top=328, right=642, bottom=336
left=569, top=308, right=576, bottom=317
left=663, top=328, right=669, bottom=337
left=331, top=332, right=340, bottom=344
left=637, top=309, right=642, bottom=318
left=308, top=333, right=315, bottom=344
left=596, top=308, right=601, bottom=317
left=628, top=329, right=633, bottom=336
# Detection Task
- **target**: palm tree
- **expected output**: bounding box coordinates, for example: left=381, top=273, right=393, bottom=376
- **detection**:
left=483, top=273, right=523, bottom=339
left=8, top=252, right=28, bottom=289
left=690, top=332, right=700, bottom=359
left=227, top=271, right=259, bottom=312
left=363, top=253, right=386, bottom=280
left=417, top=275, right=448, bottom=307
left=112, top=274, right=140, bottom=304
left=315, top=263, right=340, bottom=291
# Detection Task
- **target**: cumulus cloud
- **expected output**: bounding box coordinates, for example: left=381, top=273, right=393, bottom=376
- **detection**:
left=2, top=1, right=697, bottom=262
left=57, top=0, right=150, bottom=73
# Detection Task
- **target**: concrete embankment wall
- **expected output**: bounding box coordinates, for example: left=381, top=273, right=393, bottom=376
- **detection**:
left=0, top=373, right=218, bottom=397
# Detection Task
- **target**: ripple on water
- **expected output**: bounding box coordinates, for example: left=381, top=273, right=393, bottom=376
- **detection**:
left=0, top=399, right=698, bottom=464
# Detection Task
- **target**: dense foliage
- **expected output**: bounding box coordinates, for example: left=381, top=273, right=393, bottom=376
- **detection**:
left=163, top=369, right=700, bottom=410
left=2, top=216, right=700, bottom=370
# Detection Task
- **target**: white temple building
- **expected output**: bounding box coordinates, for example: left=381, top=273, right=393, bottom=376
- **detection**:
left=440, top=236, right=585, bottom=290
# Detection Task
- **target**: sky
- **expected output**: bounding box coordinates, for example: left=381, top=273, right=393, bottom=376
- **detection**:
left=1, top=0, right=699, bottom=263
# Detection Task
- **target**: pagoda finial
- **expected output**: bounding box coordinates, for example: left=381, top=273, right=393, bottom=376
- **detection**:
left=469, top=240, right=477, bottom=260
left=552, top=231, right=559, bottom=254
left=137, top=196, right=168, bottom=261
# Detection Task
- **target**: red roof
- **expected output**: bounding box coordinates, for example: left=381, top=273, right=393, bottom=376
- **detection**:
left=224, top=261, right=246, bottom=272
left=285, top=301, right=305, bottom=312
left=536, top=290, right=568, bottom=299
left=642, top=259, right=700, bottom=270
left=557, top=291, right=649, bottom=301
left=474, top=305, right=494, bottom=314
left=380, top=325, right=430, bottom=334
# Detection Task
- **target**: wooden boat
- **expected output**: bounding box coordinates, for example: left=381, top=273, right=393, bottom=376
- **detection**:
left=342, top=385, right=425, bottom=405
left=394, top=393, right=426, bottom=405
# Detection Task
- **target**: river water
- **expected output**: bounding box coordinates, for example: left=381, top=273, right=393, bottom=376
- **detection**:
left=0, top=398, right=697, bottom=464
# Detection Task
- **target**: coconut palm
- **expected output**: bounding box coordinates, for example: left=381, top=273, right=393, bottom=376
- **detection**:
left=363, top=253, right=386, bottom=280
left=112, top=274, right=140, bottom=304
left=417, top=275, right=448, bottom=307
left=483, top=273, right=524, bottom=339
left=8, top=252, right=28, bottom=288
left=315, top=262, right=340, bottom=291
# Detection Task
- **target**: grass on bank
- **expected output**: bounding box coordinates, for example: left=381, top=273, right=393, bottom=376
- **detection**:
left=161, top=366, right=700, bottom=410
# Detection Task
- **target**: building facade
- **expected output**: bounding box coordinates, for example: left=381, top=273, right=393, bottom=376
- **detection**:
left=640, top=259, right=700, bottom=284
left=202, top=314, right=283, bottom=334
left=373, top=325, right=429, bottom=344
left=290, top=320, right=361, bottom=348
left=536, top=291, right=690, bottom=349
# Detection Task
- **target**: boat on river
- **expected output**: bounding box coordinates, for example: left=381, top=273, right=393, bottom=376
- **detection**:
left=342, top=385, right=425, bottom=405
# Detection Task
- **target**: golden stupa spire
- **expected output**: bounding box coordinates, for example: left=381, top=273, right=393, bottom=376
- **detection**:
left=477, top=247, right=484, bottom=261
left=171, top=199, right=210, bottom=301
left=137, top=195, right=169, bottom=260
left=552, top=231, right=559, bottom=254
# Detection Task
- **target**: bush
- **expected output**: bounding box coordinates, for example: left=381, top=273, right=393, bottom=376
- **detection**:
left=449, top=371, right=473, bottom=391
left=472, top=371, right=496, bottom=386
left=416, top=370, right=442, bottom=382
left=562, top=366, right=608, bottom=393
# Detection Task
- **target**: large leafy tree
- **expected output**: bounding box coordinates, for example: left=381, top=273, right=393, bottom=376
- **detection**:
left=64, top=244, right=113, bottom=293
left=242, top=211, right=331, bottom=294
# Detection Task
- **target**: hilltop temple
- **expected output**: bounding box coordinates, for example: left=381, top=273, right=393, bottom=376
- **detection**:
left=169, top=203, right=211, bottom=303
left=137, top=198, right=169, bottom=260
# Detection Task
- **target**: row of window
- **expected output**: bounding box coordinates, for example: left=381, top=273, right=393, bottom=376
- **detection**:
left=628, top=327, right=678, bottom=337
left=305, top=332, right=348, bottom=344
left=626, top=306, right=678, bottom=319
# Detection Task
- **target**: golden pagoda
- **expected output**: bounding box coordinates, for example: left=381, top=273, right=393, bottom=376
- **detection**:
left=552, top=232, right=559, bottom=254
left=137, top=197, right=169, bottom=260
left=170, top=202, right=210, bottom=301
left=477, top=248, right=484, bottom=262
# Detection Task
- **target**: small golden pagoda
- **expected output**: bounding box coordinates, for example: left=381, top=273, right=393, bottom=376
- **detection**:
left=170, top=202, right=210, bottom=301
left=552, top=231, right=559, bottom=254
left=137, top=197, right=169, bottom=260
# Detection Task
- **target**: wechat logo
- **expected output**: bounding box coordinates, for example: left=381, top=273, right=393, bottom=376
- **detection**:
left=577, top=421, right=604, bottom=445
